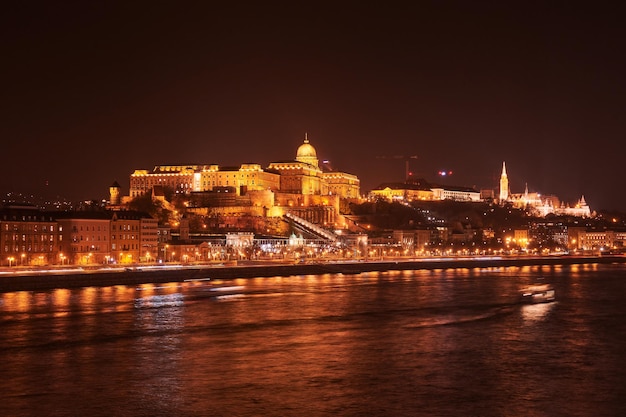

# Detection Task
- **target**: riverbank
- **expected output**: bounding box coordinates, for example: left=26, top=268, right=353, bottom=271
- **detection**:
left=1, top=255, right=625, bottom=293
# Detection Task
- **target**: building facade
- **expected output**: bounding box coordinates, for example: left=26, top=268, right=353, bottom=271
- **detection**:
left=0, top=205, right=60, bottom=266
left=499, top=162, right=591, bottom=217
left=56, top=213, right=110, bottom=265
left=129, top=136, right=360, bottom=201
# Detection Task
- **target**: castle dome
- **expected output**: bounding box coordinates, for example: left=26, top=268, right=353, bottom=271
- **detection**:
left=296, top=137, right=317, bottom=159
left=295, top=134, right=319, bottom=168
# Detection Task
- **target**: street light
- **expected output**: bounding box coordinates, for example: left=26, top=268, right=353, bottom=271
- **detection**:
left=21, top=253, right=25, bottom=266
left=8, top=256, right=15, bottom=267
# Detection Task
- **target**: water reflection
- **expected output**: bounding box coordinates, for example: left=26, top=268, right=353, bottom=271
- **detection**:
left=521, top=301, right=555, bottom=323
left=1, top=265, right=625, bottom=416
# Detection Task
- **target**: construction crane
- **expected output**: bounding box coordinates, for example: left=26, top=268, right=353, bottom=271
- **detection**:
left=376, top=155, right=418, bottom=181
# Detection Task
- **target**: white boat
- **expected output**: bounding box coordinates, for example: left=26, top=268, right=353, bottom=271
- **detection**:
left=520, top=284, right=555, bottom=304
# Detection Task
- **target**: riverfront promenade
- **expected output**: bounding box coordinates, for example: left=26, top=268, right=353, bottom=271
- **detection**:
left=1, top=255, right=625, bottom=293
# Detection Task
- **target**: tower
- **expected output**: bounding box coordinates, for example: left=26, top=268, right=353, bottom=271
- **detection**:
left=109, top=181, right=121, bottom=205
left=499, top=162, right=509, bottom=202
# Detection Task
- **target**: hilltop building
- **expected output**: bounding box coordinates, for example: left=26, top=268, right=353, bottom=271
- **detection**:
left=369, top=179, right=481, bottom=202
left=127, top=135, right=359, bottom=201
left=120, top=136, right=361, bottom=236
left=498, top=162, right=591, bottom=217
left=267, top=134, right=360, bottom=199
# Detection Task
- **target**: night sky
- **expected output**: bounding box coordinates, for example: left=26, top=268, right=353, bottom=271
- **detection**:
left=3, top=2, right=625, bottom=211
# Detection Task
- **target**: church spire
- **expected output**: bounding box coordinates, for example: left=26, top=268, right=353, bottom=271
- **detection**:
left=499, top=161, right=509, bottom=203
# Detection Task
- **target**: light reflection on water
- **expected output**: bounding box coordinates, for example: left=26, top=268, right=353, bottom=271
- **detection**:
left=521, top=301, right=555, bottom=322
left=0, top=264, right=625, bottom=416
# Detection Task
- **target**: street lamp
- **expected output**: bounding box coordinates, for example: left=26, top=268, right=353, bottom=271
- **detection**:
left=8, top=256, right=15, bottom=267
left=21, top=253, right=25, bottom=266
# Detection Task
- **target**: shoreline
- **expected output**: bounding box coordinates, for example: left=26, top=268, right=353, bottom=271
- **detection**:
left=1, top=255, right=625, bottom=293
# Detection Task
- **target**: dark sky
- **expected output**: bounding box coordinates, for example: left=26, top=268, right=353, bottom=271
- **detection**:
left=2, top=1, right=625, bottom=211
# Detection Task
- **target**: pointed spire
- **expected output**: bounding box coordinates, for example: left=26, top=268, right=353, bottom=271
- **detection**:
left=304, top=132, right=309, bottom=144
left=499, top=161, right=509, bottom=203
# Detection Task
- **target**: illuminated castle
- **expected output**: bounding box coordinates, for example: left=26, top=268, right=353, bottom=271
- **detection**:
left=122, top=135, right=361, bottom=231
left=498, top=162, right=591, bottom=217
left=268, top=134, right=360, bottom=198
left=128, top=135, right=359, bottom=200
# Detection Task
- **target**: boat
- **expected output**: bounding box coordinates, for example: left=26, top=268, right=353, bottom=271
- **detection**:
left=520, top=284, right=555, bottom=304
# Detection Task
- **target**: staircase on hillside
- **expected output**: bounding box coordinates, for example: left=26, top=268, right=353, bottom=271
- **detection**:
left=284, top=212, right=338, bottom=242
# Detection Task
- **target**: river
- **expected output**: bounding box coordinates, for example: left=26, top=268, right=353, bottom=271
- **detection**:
left=1, top=263, right=625, bottom=416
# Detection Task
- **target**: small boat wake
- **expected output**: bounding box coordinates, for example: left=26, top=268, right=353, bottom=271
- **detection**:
left=209, top=285, right=246, bottom=301
left=402, top=304, right=517, bottom=329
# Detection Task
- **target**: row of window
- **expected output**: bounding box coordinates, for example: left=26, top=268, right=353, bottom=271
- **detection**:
left=72, top=225, right=107, bottom=232
left=72, top=235, right=107, bottom=241
left=4, top=245, right=54, bottom=253
left=111, top=243, right=139, bottom=250
left=2, top=234, right=56, bottom=242
left=111, top=234, right=137, bottom=240
left=111, top=224, right=138, bottom=231
left=74, top=246, right=104, bottom=252
left=3, top=224, right=56, bottom=232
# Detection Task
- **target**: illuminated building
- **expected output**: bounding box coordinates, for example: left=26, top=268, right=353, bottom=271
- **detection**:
left=129, top=135, right=359, bottom=202
left=574, top=230, right=626, bottom=252
left=139, top=216, right=159, bottom=262
left=368, top=181, right=479, bottom=202
left=500, top=162, right=592, bottom=217
left=56, top=212, right=110, bottom=265
left=431, top=186, right=481, bottom=202
left=199, top=164, right=280, bottom=195
left=0, top=205, right=60, bottom=266
left=269, top=136, right=324, bottom=194
left=55, top=210, right=156, bottom=265
left=323, top=171, right=360, bottom=199
left=125, top=135, right=361, bottom=234
left=109, top=181, right=121, bottom=205
left=109, top=211, right=143, bottom=264
left=129, top=164, right=280, bottom=198
left=267, top=134, right=360, bottom=199
left=369, top=182, right=433, bottom=201
left=499, top=161, right=509, bottom=202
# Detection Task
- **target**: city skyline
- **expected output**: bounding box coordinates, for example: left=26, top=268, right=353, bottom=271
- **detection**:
left=2, top=2, right=625, bottom=210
